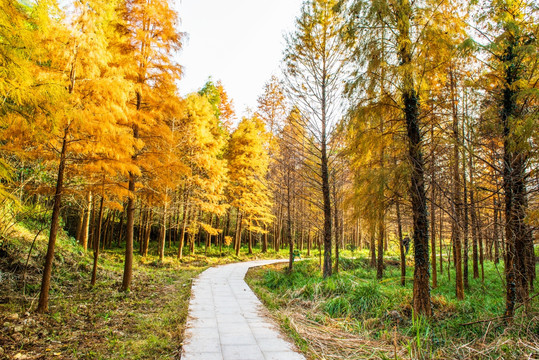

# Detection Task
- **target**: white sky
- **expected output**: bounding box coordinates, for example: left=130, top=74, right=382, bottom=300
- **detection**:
left=175, top=0, right=303, bottom=116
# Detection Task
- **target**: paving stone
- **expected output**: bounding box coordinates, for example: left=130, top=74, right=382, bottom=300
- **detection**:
left=221, top=344, right=264, bottom=360
left=182, top=352, right=223, bottom=360
left=182, top=259, right=306, bottom=360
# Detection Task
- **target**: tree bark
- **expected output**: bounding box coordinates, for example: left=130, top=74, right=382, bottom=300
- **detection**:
left=36, top=133, right=68, bottom=313
left=158, top=202, right=167, bottom=262
left=81, top=191, right=92, bottom=252
left=178, top=203, right=189, bottom=259
left=396, top=201, right=405, bottom=286
left=377, top=216, right=384, bottom=280
left=120, top=171, right=136, bottom=292
left=235, top=212, right=243, bottom=256
left=91, top=195, right=105, bottom=286
left=396, top=0, right=431, bottom=316
left=450, top=67, right=464, bottom=301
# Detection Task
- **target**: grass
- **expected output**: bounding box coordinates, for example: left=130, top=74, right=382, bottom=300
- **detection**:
left=0, top=220, right=289, bottom=359
left=246, top=254, right=539, bottom=360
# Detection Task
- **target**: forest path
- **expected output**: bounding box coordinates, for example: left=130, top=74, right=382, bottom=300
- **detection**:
left=181, top=259, right=306, bottom=360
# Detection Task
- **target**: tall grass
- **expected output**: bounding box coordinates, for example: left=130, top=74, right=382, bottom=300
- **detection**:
left=254, top=257, right=539, bottom=356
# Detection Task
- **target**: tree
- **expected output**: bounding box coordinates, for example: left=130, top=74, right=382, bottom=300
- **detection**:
left=345, top=0, right=468, bottom=316
left=4, top=0, right=134, bottom=312
left=117, top=0, right=183, bottom=291
left=476, top=0, right=539, bottom=319
left=283, top=0, right=348, bottom=278
left=256, top=76, right=289, bottom=254
left=227, top=116, right=272, bottom=256
left=176, top=92, right=228, bottom=258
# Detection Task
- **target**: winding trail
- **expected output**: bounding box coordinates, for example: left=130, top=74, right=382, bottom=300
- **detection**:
left=181, top=259, right=306, bottom=360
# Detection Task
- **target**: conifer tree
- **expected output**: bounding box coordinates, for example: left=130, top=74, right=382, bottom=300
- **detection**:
left=227, top=116, right=272, bottom=256
left=283, top=0, right=348, bottom=278
left=117, top=0, right=183, bottom=291
left=475, top=0, right=539, bottom=318
left=2, top=0, right=134, bottom=312
left=176, top=92, right=228, bottom=258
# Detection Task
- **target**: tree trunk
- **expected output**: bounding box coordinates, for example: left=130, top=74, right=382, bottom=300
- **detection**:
left=262, top=223, right=268, bottom=253
left=396, top=0, right=431, bottom=315
left=403, top=84, right=431, bottom=316
left=235, top=211, right=243, bottom=256
left=121, top=171, right=136, bottom=292
left=75, top=207, right=84, bottom=244
left=370, top=231, right=376, bottom=268
left=36, top=133, right=68, bottom=313
left=91, top=195, right=105, bottom=286
left=439, top=190, right=444, bottom=275
left=396, top=201, right=405, bottom=286
left=307, top=230, right=311, bottom=257
left=249, top=229, right=253, bottom=256
left=430, top=123, right=437, bottom=288
left=190, top=210, right=199, bottom=256
left=494, top=198, right=500, bottom=264
left=158, top=203, right=167, bottom=262
left=450, top=67, right=464, bottom=301
left=377, top=216, right=384, bottom=280
left=117, top=203, right=126, bottom=247
left=143, top=209, right=152, bottom=257
left=81, top=191, right=92, bottom=252
left=321, top=126, right=332, bottom=278
left=463, top=159, right=469, bottom=290
left=470, top=188, right=479, bottom=279
left=502, top=39, right=529, bottom=318
left=178, top=203, right=189, bottom=259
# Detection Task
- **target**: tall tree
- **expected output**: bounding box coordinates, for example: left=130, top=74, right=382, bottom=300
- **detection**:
left=227, top=116, right=272, bottom=256
left=476, top=0, right=539, bottom=319
left=118, top=0, right=183, bottom=291
left=283, top=0, right=348, bottom=278
left=5, top=0, right=134, bottom=312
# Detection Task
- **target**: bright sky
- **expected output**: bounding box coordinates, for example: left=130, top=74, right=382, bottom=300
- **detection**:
left=175, top=0, right=303, bottom=116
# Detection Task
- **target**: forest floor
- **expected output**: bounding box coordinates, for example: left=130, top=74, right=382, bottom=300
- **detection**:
left=246, top=257, right=539, bottom=360
left=0, top=221, right=287, bottom=360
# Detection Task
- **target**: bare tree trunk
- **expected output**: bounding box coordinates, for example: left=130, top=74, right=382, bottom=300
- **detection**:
left=158, top=202, right=167, bottom=262
left=91, top=195, right=105, bottom=286
left=463, top=158, right=470, bottom=290
left=377, top=217, right=384, bottom=280
left=450, top=67, right=464, bottom=301
left=321, top=118, right=332, bottom=278
left=120, top=171, right=136, bottom=292
left=307, top=230, right=311, bottom=257
left=370, top=231, right=376, bottom=268
left=143, top=209, right=152, bottom=257
left=235, top=212, right=243, bottom=256
left=36, top=133, right=68, bottom=313
left=76, top=208, right=84, bottom=244
left=178, top=204, right=189, bottom=259
left=439, top=189, right=444, bottom=275
left=117, top=202, right=126, bottom=248
left=81, top=191, right=92, bottom=252
left=396, top=201, right=405, bottom=286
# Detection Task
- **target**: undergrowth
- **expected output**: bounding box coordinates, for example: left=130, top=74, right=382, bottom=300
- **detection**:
left=0, top=220, right=288, bottom=359
left=247, top=257, right=539, bottom=360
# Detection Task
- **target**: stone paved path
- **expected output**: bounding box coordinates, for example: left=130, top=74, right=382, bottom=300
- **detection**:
left=181, top=259, right=306, bottom=360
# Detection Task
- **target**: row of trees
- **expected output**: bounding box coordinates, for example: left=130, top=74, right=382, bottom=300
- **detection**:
left=268, top=0, right=537, bottom=320
left=1, top=0, right=537, bottom=323
left=0, top=0, right=274, bottom=313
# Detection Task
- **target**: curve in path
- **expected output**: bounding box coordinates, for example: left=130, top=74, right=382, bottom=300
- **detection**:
left=181, top=259, right=306, bottom=360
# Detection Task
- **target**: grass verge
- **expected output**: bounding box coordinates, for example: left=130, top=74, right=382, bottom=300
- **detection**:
left=0, top=222, right=288, bottom=359
left=246, top=257, right=539, bottom=360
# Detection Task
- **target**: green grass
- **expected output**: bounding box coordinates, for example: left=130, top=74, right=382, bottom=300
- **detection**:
left=247, top=257, right=539, bottom=359
left=0, top=220, right=289, bottom=359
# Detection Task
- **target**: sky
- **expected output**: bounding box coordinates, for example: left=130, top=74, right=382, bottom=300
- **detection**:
left=174, top=0, right=304, bottom=116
